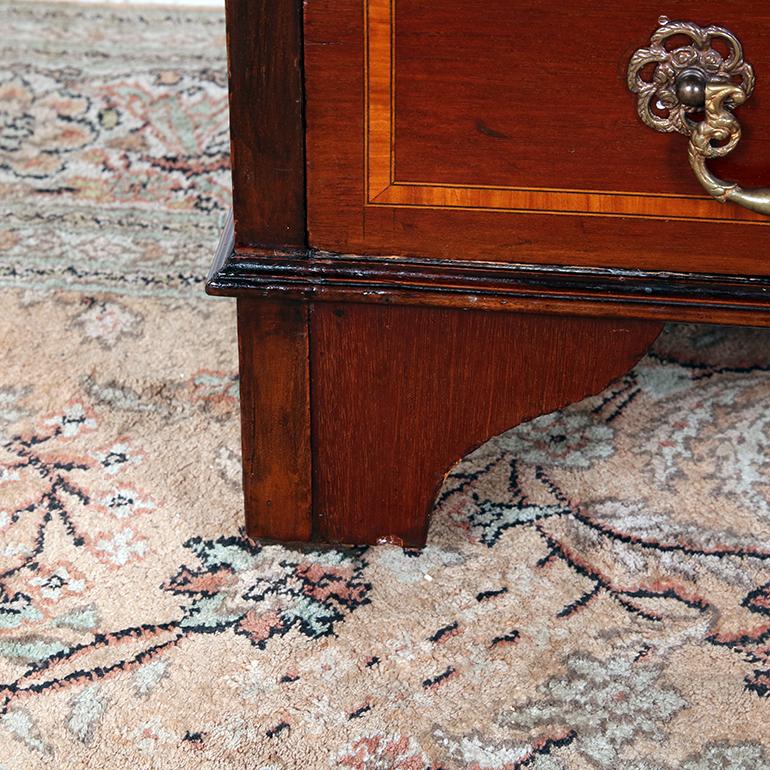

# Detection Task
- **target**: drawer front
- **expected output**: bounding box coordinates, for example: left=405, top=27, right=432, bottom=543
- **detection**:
left=304, top=0, right=770, bottom=275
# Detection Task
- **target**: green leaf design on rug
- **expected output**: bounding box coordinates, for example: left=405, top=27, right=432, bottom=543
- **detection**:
left=500, top=652, right=687, bottom=768
left=166, top=536, right=371, bottom=648
left=66, top=685, right=106, bottom=745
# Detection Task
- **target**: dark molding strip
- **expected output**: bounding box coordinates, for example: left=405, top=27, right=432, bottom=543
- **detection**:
left=206, top=216, right=770, bottom=326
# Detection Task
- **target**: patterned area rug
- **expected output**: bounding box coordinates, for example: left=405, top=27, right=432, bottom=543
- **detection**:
left=3, top=3, right=770, bottom=768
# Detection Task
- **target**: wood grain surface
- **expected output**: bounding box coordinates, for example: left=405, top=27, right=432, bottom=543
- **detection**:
left=390, top=1, right=770, bottom=196
left=225, top=0, right=306, bottom=249
left=220, top=2, right=768, bottom=546
left=310, top=303, right=662, bottom=546
left=304, top=0, right=770, bottom=275
left=237, top=298, right=312, bottom=541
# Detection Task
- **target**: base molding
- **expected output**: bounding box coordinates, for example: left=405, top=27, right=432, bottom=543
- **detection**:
left=209, top=213, right=770, bottom=327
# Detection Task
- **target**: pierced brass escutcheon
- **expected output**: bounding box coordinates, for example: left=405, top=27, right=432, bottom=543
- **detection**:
left=628, top=17, right=770, bottom=216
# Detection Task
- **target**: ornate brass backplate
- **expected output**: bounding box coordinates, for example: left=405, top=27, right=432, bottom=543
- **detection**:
left=627, top=17, right=754, bottom=135
left=628, top=17, right=770, bottom=216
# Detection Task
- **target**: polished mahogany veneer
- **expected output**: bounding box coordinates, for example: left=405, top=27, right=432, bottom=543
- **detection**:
left=304, top=0, right=770, bottom=275
left=209, top=0, right=770, bottom=546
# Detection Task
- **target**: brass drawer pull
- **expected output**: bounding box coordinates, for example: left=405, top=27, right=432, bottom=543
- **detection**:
left=628, top=17, right=770, bottom=216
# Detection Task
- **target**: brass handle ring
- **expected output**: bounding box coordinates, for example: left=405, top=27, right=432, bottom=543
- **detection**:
left=628, top=17, right=770, bottom=216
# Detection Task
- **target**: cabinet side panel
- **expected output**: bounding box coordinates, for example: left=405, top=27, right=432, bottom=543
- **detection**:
left=226, top=0, right=306, bottom=249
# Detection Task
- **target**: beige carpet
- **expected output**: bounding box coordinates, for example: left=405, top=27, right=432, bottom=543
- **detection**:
left=2, top=3, right=770, bottom=768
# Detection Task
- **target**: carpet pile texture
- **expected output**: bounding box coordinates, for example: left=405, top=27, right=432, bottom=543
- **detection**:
left=2, top=3, right=770, bottom=768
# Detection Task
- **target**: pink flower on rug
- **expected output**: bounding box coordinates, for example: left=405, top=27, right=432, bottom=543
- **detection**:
left=72, top=298, right=142, bottom=347
left=336, top=734, right=430, bottom=770
left=164, top=566, right=236, bottom=595
left=297, top=562, right=370, bottom=605
left=90, top=527, right=148, bottom=567
left=178, top=370, right=239, bottom=421
left=164, top=536, right=371, bottom=649
left=235, top=609, right=284, bottom=646
left=91, top=441, right=142, bottom=475
left=26, top=563, right=88, bottom=604
left=185, top=370, right=238, bottom=403
left=0, top=72, right=96, bottom=178
left=42, top=402, right=96, bottom=439
left=96, top=487, right=156, bottom=520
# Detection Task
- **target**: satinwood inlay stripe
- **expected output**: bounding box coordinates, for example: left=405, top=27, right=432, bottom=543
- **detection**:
left=364, top=0, right=769, bottom=225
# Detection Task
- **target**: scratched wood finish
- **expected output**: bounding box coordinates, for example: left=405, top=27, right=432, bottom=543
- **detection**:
left=237, top=298, right=312, bottom=541
left=310, top=303, right=662, bottom=546
left=304, top=0, right=770, bottom=275
left=225, top=0, right=306, bottom=249
left=210, top=234, right=770, bottom=328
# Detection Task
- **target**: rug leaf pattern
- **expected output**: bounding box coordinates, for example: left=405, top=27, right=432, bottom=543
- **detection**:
left=2, top=2, right=770, bottom=768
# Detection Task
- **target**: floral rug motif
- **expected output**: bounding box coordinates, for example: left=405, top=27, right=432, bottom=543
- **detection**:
left=0, top=0, right=229, bottom=297
left=2, top=3, right=770, bottom=769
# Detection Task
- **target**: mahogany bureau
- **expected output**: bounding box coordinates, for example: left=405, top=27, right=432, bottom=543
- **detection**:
left=207, top=1, right=770, bottom=547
